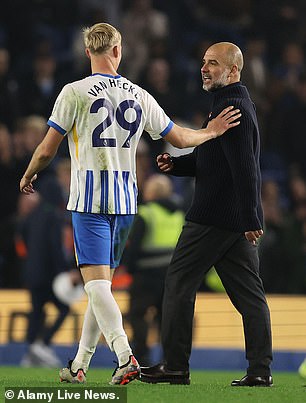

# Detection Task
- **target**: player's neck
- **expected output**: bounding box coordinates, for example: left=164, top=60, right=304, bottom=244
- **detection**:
left=91, top=56, right=119, bottom=76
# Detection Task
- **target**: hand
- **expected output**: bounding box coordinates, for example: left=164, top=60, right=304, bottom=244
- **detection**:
left=156, top=153, right=174, bottom=172
left=245, top=229, right=264, bottom=245
left=20, top=174, right=37, bottom=194
left=207, top=106, right=241, bottom=138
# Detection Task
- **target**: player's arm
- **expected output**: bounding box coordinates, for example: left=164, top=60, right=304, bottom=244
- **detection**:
left=164, top=106, right=241, bottom=149
left=20, top=127, right=64, bottom=194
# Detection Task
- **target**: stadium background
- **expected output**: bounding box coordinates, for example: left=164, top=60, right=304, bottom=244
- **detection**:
left=0, top=0, right=306, bottom=371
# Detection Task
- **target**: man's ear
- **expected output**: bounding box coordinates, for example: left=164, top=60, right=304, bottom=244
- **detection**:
left=85, top=48, right=91, bottom=59
left=229, top=64, right=238, bottom=77
left=113, top=45, right=120, bottom=58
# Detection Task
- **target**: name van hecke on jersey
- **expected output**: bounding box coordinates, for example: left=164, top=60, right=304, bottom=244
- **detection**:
left=88, top=78, right=140, bottom=99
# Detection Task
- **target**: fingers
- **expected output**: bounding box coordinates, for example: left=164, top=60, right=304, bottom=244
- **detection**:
left=245, top=230, right=264, bottom=244
left=225, top=111, right=241, bottom=121
left=21, top=184, right=35, bottom=195
left=219, top=105, right=235, bottom=117
left=20, top=175, right=37, bottom=194
left=157, top=153, right=171, bottom=163
left=216, top=107, right=241, bottom=130
left=156, top=153, right=173, bottom=172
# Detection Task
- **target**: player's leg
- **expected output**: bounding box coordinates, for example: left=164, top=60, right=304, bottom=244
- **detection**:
left=60, top=212, right=138, bottom=384
left=107, top=214, right=140, bottom=384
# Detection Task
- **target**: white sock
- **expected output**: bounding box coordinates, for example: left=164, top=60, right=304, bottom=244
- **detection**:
left=71, top=302, right=101, bottom=373
left=84, top=279, right=132, bottom=366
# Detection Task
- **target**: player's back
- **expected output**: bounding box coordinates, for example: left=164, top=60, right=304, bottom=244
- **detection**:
left=48, top=73, right=172, bottom=214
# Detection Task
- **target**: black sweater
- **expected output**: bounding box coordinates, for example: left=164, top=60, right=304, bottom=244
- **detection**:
left=170, top=82, right=263, bottom=233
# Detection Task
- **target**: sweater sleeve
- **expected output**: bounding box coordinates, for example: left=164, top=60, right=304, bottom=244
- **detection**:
left=219, top=108, right=262, bottom=230
left=169, top=149, right=197, bottom=177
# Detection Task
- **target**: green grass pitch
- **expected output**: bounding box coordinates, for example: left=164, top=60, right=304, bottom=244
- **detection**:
left=0, top=367, right=306, bottom=403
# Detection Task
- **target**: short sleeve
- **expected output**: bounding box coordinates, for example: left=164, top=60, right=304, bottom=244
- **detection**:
left=47, top=84, right=77, bottom=135
left=142, top=90, right=173, bottom=140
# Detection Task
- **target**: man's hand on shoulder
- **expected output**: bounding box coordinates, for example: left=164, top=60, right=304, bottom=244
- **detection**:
left=207, top=106, right=241, bottom=138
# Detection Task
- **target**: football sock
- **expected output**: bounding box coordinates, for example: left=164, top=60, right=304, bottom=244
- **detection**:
left=71, top=302, right=100, bottom=373
left=84, top=279, right=132, bottom=367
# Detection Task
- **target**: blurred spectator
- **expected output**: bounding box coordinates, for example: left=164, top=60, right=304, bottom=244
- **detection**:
left=18, top=178, right=71, bottom=367
left=259, top=179, right=305, bottom=293
left=55, top=158, right=71, bottom=206
left=121, top=0, right=169, bottom=82
left=139, top=57, right=183, bottom=154
left=12, top=115, right=54, bottom=179
left=242, top=35, right=269, bottom=136
left=135, top=139, right=153, bottom=203
left=0, top=124, right=23, bottom=287
left=272, top=42, right=305, bottom=91
left=0, top=124, right=20, bottom=219
left=141, top=57, right=183, bottom=118
left=19, top=52, right=63, bottom=118
left=123, top=174, right=184, bottom=365
left=280, top=74, right=306, bottom=178
left=0, top=48, right=21, bottom=130
left=289, top=175, right=306, bottom=221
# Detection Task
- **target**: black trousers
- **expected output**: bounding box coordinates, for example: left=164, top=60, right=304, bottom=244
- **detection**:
left=161, top=221, right=272, bottom=376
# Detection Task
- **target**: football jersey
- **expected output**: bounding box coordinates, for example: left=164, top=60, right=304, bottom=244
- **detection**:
left=47, top=73, right=173, bottom=214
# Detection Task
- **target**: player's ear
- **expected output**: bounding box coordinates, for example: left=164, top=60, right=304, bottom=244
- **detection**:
left=85, top=48, right=91, bottom=59
left=113, top=45, right=120, bottom=58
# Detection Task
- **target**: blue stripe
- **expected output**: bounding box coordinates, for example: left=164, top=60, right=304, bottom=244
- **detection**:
left=84, top=170, right=93, bottom=213
left=100, top=170, right=109, bottom=213
left=75, top=170, right=80, bottom=210
left=47, top=120, right=66, bottom=135
left=160, top=120, right=174, bottom=137
left=133, top=182, right=138, bottom=212
left=122, top=171, right=131, bottom=214
left=114, top=171, right=121, bottom=214
left=88, top=171, right=94, bottom=213
left=84, top=171, right=90, bottom=212
left=91, top=73, right=122, bottom=79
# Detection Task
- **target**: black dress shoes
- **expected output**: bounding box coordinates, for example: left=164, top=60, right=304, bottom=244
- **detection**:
left=140, top=363, right=190, bottom=385
left=231, top=374, right=273, bottom=387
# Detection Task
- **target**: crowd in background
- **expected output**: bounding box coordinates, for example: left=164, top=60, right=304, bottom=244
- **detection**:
left=0, top=0, right=306, bottom=294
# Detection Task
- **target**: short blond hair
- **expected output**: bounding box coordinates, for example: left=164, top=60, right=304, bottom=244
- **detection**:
left=83, top=23, right=121, bottom=55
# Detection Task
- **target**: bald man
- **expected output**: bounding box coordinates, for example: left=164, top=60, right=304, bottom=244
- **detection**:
left=140, top=42, right=273, bottom=387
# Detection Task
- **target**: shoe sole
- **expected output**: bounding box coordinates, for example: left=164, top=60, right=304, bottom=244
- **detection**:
left=140, top=376, right=190, bottom=385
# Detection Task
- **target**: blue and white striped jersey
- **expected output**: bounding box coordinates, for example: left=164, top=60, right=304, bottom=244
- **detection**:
left=48, top=73, right=173, bottom=214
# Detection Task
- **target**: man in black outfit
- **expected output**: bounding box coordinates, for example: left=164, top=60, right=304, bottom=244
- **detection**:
left=140, top=42, right=273, bottom=387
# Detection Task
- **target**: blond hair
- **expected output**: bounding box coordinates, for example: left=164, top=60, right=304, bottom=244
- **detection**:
left=83, top=23, right=121, bottom=55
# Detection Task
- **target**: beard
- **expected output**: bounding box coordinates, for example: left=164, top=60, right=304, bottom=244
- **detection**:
left=202, top=70, right=229, bottom=91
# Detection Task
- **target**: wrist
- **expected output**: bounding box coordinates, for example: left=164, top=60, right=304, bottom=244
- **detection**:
left=205, top=128, right=216, bottom=139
